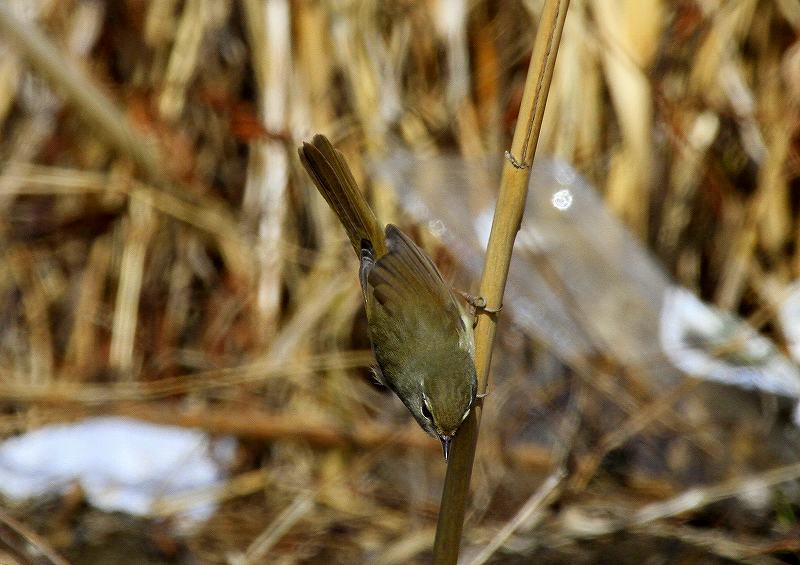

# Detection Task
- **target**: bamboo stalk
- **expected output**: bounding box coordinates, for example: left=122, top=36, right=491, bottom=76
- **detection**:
left=432, top=1, right=570, bottom=562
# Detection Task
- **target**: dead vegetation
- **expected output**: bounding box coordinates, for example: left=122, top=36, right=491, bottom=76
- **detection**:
left=0, top=0, right=799, bottom=563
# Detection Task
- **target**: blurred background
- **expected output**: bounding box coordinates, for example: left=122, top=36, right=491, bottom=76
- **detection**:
left=1, top=0, right=800, bottom=563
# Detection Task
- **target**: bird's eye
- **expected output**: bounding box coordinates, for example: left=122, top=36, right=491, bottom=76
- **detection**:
left=421, top=400, right=433, bottom=421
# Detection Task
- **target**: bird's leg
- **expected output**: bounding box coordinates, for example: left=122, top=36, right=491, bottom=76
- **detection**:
left=454, top=289, right=502, bottom=314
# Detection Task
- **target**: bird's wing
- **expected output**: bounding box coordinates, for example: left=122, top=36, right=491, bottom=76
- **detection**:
left=367, top=225, right=462, bottom=327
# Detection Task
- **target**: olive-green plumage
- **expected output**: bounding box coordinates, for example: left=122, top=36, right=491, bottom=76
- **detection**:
left=298, top=134, right=477, bottom=460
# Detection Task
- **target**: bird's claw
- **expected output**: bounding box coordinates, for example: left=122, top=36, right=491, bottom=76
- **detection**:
left=456, top=290, right=502, bottom=314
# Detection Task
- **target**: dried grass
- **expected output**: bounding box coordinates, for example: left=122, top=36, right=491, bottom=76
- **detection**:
left=0, top=0, right=799, bottom=563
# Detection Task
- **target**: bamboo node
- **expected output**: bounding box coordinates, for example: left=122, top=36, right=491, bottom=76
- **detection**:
left=504, top=150, right=528, bottom=170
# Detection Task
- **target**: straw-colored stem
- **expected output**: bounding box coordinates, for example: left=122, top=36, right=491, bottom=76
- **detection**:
left=0, top=4, right=254, bottom=285
left=0, top=3, right=162, bottom=182
left=0, top=507, right=69, bottom=565
left=432, top=1, right=570, bottom=562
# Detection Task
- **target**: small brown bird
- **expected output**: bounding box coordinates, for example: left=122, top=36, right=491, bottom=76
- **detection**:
left=298, top=134, right=477, bottom=461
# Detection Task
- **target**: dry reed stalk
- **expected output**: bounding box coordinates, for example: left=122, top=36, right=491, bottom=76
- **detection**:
left=109, top=185, right=157, bottom=377
left=376, top=528, right=437, bottom=565
left=294, top=0, right=340, bottom=253
left=433, top=1, right=570, bottom=562
left=60, top=234, right=112, bottom=382
left=157, top=0, right=216, bottom=122
left=0, top=350, right=374, bottom=403
left=242, top=493, right=315, bottom=563
left=115, top=404, right=554, bottom=475
left=472, top=13, right=501, bottom=154
left=754, top=67, right=792, bottom=258
left=658, top=111, right=720, bottom=263
left=713, top=63, right=776, bottom=309
left=591, top=0, right=660, bottom=238
left=151, top=468, right=272, bottom=519
left=0, top=507, right=69, bottom=565
left=242, top=0, right=292, bottom=346
left=0, top=3, right=162, bottom=182
left=0, top=1, right=103, bottom=209
left=538, top=0, right=595, bottom=163
left=0, top=4, right=255, bottom=287
left=143, top=0, right=179, bottom=51
left=3, top=162, right=255, bottom=288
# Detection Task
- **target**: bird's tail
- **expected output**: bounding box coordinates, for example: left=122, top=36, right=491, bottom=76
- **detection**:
left=299, top=134, right=386, bottom=258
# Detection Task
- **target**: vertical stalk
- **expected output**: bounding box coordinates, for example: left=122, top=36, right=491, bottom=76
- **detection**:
left=432, top=1, right=571, bottom=562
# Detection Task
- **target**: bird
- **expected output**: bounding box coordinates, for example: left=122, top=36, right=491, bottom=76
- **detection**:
left=298, top=134, right=478, bottom=461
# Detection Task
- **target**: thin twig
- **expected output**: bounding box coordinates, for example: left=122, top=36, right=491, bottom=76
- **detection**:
left=432, top=1, right=571, bottom=562
left=636, top=522, right=788, bottom=564
left=244, top=493, right=314, bottom=563
left=466, top=467, right=566, bottom=565
left=555, top=460, right=800, bottom=540
left=0, top=507, right=70, bottom=565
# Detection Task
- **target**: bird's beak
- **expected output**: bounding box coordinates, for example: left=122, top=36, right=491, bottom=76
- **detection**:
left=439, top=435, right=453, bottom=462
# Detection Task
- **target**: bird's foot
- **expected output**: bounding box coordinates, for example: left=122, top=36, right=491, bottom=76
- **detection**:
left=455, top=290, right=502, bottom=314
